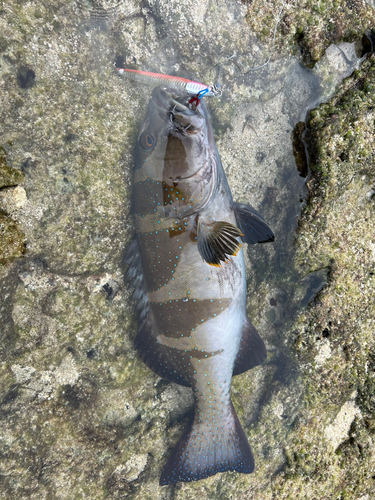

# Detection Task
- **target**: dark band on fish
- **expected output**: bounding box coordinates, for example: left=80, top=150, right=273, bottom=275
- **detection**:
left=134, top=180, right=164, bottom=215
left=150, top=297, right=231, bottom=338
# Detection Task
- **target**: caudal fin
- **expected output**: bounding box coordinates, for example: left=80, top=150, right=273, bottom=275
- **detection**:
left=159, top=401, right=254, bottom=485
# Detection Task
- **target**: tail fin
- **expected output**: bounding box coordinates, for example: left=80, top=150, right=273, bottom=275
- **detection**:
left=159, top=401, right=254, bottom=485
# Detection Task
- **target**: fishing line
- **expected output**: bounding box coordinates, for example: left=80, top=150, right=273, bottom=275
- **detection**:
left=116, top=1, right=287, bottom=100
left=244, top=0, right=288, bottom=73
left=215, top=0, right=288, bottom=83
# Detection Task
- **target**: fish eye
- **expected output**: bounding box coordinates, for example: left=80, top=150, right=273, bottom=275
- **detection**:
left=139, top=131, right=155, bottom=151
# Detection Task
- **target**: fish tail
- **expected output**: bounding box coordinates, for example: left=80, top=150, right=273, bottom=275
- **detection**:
left=159, top=400, right=254, bottom=485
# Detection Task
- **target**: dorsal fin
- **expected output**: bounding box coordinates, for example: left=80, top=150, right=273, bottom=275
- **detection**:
left=233, top=317, right=267, bottom=376
left=123, top=238, right=149, bottom=319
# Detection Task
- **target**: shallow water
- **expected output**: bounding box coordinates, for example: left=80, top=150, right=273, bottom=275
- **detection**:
left=114, top=18, right=366, bottom=477
left=0, top=0, right=373, bottom=496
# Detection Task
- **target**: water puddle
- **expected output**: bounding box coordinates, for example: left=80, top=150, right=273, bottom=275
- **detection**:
left=1, top=0, right=374, bottom=494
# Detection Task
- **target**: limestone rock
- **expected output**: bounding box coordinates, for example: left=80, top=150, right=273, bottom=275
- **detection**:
left=0, top=0, right=374, bottom=499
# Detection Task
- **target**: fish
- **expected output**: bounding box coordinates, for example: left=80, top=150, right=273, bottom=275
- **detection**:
left=124, top=83, right=274, bottom=485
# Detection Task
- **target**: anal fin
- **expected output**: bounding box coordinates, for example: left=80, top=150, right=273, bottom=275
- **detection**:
left=233, top=317, right=267, bottom=376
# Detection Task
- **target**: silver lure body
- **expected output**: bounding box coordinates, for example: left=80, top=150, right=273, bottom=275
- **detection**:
left=124, top=86, right=272, bottom=484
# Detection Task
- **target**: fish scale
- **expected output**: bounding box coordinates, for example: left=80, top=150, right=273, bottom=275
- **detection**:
left=124, top=83, right=274, bottom=484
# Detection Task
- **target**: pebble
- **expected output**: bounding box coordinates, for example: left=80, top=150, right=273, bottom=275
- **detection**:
left=13, top=186, right=27, bottom=208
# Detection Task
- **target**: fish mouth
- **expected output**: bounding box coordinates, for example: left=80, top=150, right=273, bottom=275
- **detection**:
left=170, top=98, right=189, bottom=112
left=151, top=86, right=204, bottom=132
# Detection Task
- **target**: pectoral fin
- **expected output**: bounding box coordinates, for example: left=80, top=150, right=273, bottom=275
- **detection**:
left=197, top=220, right=243, bottom=266
left=233, top=202, right=274, bottom=245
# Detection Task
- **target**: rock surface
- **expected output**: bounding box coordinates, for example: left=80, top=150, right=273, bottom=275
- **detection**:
left=0, top=1, right=374, bottom=499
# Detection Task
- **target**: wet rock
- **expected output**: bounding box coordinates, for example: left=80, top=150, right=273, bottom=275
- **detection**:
left=0, top=147, right=24, bottom=188
left=0, top=0, right=374, bottom=499
left=98, top=389, right=140, bottom=428
left=324, top=392, right=362, bottom=450
left=0, top=210, right=26, bottom=265
left=0, top=147, right=26, bottom=266
left=283, top=53, right=375, bottom=499
left=244, top=0, right=374, bottom=67
left=115, top=453, right=149, bottom=482
left=54, top=354, right=80, bottom=386
left=10, top=364, right=36, bottom=384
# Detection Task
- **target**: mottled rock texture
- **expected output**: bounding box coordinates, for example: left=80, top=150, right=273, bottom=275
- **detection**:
left=0, top=0, right=374, bottom=499
left=0, top=147, right=26, bottom=265
left=245, top=0, right=374, bottom=67
left=279, top=54, right=375, bottom=500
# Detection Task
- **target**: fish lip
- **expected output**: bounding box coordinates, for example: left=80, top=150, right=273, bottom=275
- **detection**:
left=170, top=98, right=189, bottom=112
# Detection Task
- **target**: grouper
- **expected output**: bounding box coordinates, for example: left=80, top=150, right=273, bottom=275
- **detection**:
left=124, top=85, right=274, bottom=485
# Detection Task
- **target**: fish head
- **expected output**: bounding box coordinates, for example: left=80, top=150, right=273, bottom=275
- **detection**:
left=134, top=86, right=218, bottom=219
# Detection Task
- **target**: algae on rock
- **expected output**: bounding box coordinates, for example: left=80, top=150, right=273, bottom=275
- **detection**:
left=272, top=53, right=375, bottom=500
left=0, top=0, right=375, bottom=499
left=0, top=147, right=26, bottom=265
left=243, top=0, right=374, bottom=67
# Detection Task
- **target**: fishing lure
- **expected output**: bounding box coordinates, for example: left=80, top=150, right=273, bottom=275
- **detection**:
left=117, top=68, right=221, bottom=104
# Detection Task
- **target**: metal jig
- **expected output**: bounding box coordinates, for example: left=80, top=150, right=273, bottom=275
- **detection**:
left=117, top=68, right=221, bottom=105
